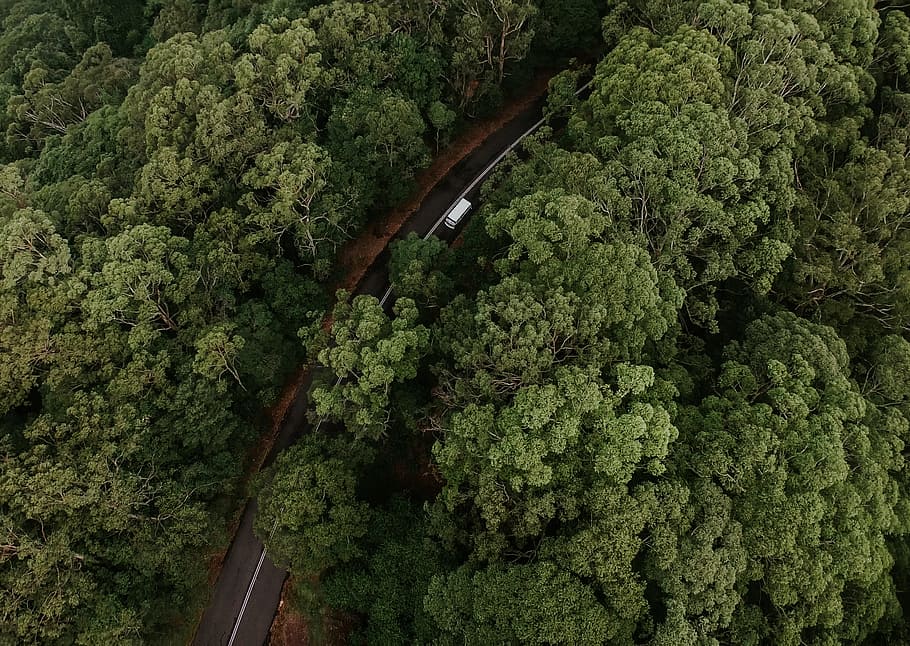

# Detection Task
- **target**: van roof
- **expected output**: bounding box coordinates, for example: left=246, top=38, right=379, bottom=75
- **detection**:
left=445, top=198, right=472, bottom=224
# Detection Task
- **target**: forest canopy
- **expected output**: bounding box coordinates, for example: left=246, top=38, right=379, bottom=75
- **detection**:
left=255, top=1, right=910, bottom=645
left=0, top=0, right=591, bottom=642
left=4, top=0, right=910, bottom=644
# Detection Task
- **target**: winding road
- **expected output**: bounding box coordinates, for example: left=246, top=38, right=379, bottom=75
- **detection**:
left=192, top=89, right=559, bottom=646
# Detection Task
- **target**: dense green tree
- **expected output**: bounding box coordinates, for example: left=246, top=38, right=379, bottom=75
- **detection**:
left=565, top=24, right=796, bottom=327
left=6, top=43, right=137, bottom=149
left=306, top=1, right=394, bottom=90
left=311, top=293, right=430, bottom=440
left=1, top=382, right=228, bottom=643
left=80, top=225, right=196, bottom=344
left=425, top=560, right=613, bottom=645
left=0, top=0, right=554, bottom=641
left=240, top=139, right=353, bottom=274
left=875, top=9, right=910, bottom=82
left=389, top=232, right=454, bottom=309
left=780, top=89, right=910, bottom=338
left=255, top=433, right=373, bottom=575
left=322, top=498, right=445, bottom=644
left=665, top=312, right=903, bottom=643
left=237, top=17, right=323, bottom=123
left=326, top=87, right=429, bottom=205
left=0, top=207, right=71, bottom=415
left=422, top=189, right=684, bottom=640
left=10, top=0, right=910, bottom=643
left=450, top=0, right=538, bottom=100
left=30, top=104, right=132, bottom=191
left=644, top=479, right=747, bottom=645
left=0, top=5, right=79, bottom=88
left=534, top=0, right=601, bottom=56
left=149, top=0, right=206, bottom=42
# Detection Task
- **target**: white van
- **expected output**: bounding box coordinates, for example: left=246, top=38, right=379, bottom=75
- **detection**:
left=444, top=198, right=472, bottom=229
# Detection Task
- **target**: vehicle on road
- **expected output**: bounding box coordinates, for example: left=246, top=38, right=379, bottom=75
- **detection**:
left=444, top=198, right=472, bottom=229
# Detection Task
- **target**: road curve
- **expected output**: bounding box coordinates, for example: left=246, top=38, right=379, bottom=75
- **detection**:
left=192, top=92, right=551, bottom=646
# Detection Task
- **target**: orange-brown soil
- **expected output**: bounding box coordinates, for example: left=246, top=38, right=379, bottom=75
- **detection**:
left=267, top=583, right=310, bottom=646
left=269, top=578, right=357, bottom=646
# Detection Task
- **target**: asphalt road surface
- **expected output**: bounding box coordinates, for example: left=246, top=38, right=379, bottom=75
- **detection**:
left=192, top=92, right=551, bottom=646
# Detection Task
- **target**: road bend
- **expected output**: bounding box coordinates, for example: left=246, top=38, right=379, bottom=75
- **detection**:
left=192, top=85, right=572, bottom=645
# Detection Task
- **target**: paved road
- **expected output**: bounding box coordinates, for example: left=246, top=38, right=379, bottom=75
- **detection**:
left=192, top=92, right=552, bottom=646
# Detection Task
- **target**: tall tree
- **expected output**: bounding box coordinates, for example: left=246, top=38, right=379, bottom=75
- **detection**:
left=450, top=0, right=537, bottom=102
left=255, top=433, right=373, bottom=575
left=311, top=293, right=431, bottom=441
left=664, top=312, right=903, bottom=644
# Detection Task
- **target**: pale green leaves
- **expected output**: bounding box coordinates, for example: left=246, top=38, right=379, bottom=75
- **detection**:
left=6, top=42, right=136, bottom=146
left=240, top=139, right=351, bottom=265
left=0, top=208, right=71, bottom=414
left=0, top=163, right=26, bottom=212
left=0, top=207, right=70, bottom=288
left=80, top=224, right=196, bottom=346
left=312, top=293, right=430, bottom=440
left=238, top=18, right=322, bottom=122
left=193, top=323, right=246, bottom=389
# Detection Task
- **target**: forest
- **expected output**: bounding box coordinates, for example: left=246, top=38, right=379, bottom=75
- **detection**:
left=1, top=0, right=909, bottom=644
left=0, top=0, right=595, bottom=642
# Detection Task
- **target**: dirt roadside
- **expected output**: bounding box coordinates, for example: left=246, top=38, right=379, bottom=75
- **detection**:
left=265, top=72, right=557, bottom=645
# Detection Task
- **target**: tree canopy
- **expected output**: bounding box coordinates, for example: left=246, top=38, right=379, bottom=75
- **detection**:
left=6, top=0, right=910, bottom=643
left=256, top=1, right=910, bottom=644
left=0, top=0, right=572, bottom=641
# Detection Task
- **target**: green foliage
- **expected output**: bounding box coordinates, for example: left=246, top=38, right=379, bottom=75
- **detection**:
left=389, top=232, right=454, bottom=309
left=782, top=92, right=910, bottom=336
left=534, top=0, right=602, bottom=57
left=1, top=0, right=554, bottom=640
left=450, top=0, right=538, bottom=104
left=255, top=433, right=373, bottom=575
left=322, top=498, right=445, bottom=644
left=0, top=207, right=71, bottom=416
left=566, top=23, right=801, bottom=327
left=312, top=292, right=430, bottom=440
left=6, top=43, right=137, bottom=152
left=426, top=561, right=613, bottom=645
left=8, top=0, right=910, bottom=644
left=269, top=3, right=910, bottom=644
left=327, top=87, right=430, bottom=206
left=664, top=312, right=902, bottom=643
